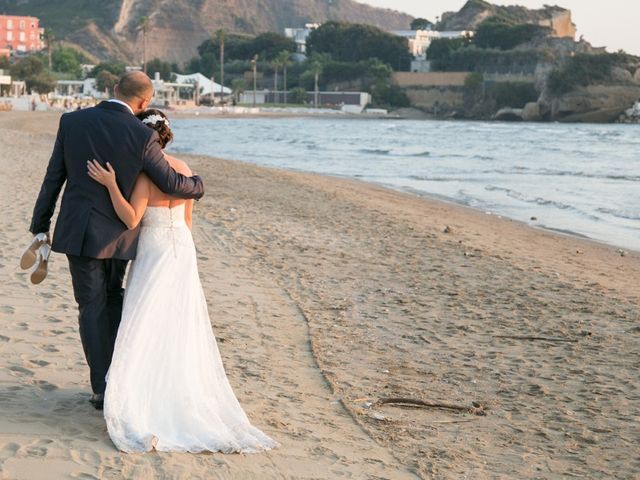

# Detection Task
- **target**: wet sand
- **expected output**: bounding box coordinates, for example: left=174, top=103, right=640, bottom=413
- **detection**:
left=0, top=111, right=638, bottom=479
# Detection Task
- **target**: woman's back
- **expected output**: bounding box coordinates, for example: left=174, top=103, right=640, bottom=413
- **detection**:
left=146, top=154, right=193, bottom=208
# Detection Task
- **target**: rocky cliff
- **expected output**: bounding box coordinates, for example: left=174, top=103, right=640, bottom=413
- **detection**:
left=438, top=0, right=576, bottom=38
left=0, top=0, right=413, bottom=64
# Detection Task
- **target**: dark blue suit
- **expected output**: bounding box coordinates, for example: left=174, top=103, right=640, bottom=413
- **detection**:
left=30, top=101, right=204, bottom=394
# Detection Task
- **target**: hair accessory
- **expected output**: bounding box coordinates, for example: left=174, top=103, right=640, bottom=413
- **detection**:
left=142, top=114, right=170, bottom=127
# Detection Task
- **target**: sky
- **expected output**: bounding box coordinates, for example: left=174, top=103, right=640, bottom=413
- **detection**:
left=358, top=0, right=640, bottom=55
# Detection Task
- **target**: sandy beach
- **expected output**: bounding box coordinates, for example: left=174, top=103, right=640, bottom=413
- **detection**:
left=1, top=111, right=638, bottom=479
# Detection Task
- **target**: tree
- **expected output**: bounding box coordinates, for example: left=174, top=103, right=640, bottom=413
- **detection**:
left=197, top=32, right=295, bottom=62
left=10, top=56, right=46, bottom=80
left=96, top=70, right=119, bottom=94
left=217, top=29, right=225, bottom=103
left=231, top=78, right=245, bottom=103
left=426, top=37, right=470, bottom=64
left=90, top=62, right=126, bottom=77
left=138, top=16, right=149, bottom=73
left=10, top=56, right=56, bottom=93
left=410, top=18, right=433, bottom=30
left=43, top=30, right=55, bottom=72
left=52, top=47, right=86, bottom=77
left=146, top=58, right=173, bottom=80
left=289, top=87, right=306, bottom=105
left=306, top=21, right=412, bottom=71
left=474, top=18, right=550, bottom=50
left=28, top=73, right=56, bottom=94
left=274, top=50, right=292, bottom=103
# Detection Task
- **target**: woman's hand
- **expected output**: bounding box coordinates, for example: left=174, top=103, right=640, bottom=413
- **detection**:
left=87, top=159, right=117, bottom=189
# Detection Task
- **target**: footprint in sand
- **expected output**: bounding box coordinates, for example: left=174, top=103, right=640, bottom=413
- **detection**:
left=0, top=335, right=9, bottom=342
left=0, top=442, right=20, bottom=456
left=28, top=359, right=51, bottom=367
left=38, top=345, right=59, bottom=353
left=36, top=380, right=58, bottom=392
left=25, top=446, right=47, bottom=457
left=0, top=305, right=15, bottom=314
left=9, top=366, right=34, bottom=376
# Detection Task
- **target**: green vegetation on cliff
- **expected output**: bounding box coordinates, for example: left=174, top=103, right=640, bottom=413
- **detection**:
left=474, top=18, right=550, bottom=50
left=547, top=53, right=632, bottom=95
left=307, top=22, right=412, bottom=71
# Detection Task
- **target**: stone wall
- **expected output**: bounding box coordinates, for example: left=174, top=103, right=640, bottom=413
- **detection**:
left=402, top=86, right=465, bottom=113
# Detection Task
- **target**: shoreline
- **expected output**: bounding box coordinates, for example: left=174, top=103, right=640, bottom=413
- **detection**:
left=1, top=111, right=639, bottom=479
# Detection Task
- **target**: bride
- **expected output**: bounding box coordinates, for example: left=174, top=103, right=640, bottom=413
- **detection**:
left=87, top=109, right=277, bottom=453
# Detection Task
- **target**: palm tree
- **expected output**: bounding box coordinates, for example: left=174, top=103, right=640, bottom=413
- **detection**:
left=309, top=60, right=323, bottom=107
left=231, top=78, right=245, bottom=104
left=271, top=58, right=280, bottom=101
left=216, top=29, right=225, bottom=104
left=275, top=50, right=292, bottom=104
left=138, top=16, right=149, bottom=73
left=43, top=30, right=55, bottom=73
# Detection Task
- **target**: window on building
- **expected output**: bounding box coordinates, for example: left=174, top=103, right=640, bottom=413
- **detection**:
left=20, top=20, right=25, bottom=30
left=7, top=31, right=13, bottom=41
left=31, top=23, right=36, bottom=28
left=7, top=19, right=13, bottom=29
left=19, top=31, right=26, bottom=42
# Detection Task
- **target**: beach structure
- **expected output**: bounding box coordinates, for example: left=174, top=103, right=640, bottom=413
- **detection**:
left=0, top=15, right=45, bottom=53
left=238, top=90, right=370, bottom=110
left=0, top=69, right=10, bottom=96
left=172, top=72, right=231, bottom=104
left=55, top=79, right=101, bottom=99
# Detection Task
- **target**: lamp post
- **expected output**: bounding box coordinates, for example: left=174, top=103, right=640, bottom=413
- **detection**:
left=251, top=54, right=258, bottom=107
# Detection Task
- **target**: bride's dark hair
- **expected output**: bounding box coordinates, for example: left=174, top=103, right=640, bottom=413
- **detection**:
left=136, top=109, right=174, bottom=149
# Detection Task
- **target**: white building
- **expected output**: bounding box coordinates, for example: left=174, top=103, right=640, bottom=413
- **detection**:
left=284, top=23, right=320, bottom=57
left=393, top=29, right=474, bottom=72
left=55, top=78, right=101, bottom=98
left=393, top=29, right=474, bottom=57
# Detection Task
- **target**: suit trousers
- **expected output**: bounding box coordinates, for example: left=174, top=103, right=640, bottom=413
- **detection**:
left=67, top=255, right=128, bottom=394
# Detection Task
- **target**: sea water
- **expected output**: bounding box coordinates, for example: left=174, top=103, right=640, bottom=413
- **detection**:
left=170, top=117, right=639, bottom=251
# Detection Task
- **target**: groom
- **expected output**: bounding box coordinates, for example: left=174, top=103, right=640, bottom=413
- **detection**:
left=29, top=71, right=204, bottom=409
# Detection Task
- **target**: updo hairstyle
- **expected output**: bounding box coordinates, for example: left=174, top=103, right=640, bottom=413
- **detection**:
left=136, top=109, right=174, bottom=149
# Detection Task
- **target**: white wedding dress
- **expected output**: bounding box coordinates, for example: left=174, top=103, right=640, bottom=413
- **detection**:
left=104, top=204, right=277, bottom=453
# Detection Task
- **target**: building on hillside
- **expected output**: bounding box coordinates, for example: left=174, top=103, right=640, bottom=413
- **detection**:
left=284, top=23, right=320, bottom=58
left=0, top=15, right=45, bottom=53
left=393, top=29, right=473, bottom=73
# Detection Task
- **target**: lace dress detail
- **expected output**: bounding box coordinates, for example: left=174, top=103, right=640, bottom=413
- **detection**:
left=104, top=205, right=278, bottom=453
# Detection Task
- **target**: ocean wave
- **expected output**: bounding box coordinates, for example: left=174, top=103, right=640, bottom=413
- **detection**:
left=359, top=148, right=392, bottom=155
left=482, top=168, right=640, bottom=182
left=484, top=185, right=600, bottom=220
left=407, top=175, right=455, bottom=182
left=595, top=207, right=640, bottom=221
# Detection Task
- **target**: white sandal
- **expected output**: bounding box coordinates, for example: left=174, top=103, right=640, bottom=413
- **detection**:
left=20, top=233, right=49, bottom=270
left=29, top=244, right=51, bottom=285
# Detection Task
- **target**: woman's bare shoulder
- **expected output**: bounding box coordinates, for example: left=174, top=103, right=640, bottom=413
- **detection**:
left=164, top=154, right=192, bottom=176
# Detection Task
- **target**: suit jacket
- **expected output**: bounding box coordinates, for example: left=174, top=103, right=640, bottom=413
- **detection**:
left=29, top=101, right=205, bottom=260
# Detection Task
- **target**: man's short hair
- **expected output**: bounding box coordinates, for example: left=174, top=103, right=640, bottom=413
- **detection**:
left=117, top=71, right=153, bottom=100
